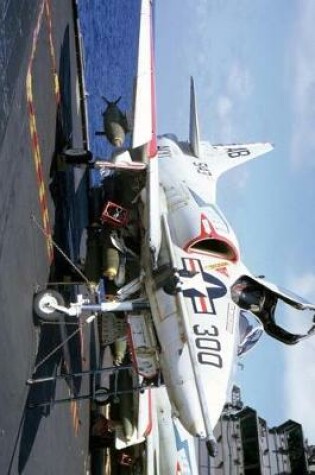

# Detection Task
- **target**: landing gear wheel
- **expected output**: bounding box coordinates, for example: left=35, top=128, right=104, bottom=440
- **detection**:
left=33, top=289, right=65, bottom=323
left=94, top=387, right=110, bottom=406
left=63, top=148, right=93, bottom=165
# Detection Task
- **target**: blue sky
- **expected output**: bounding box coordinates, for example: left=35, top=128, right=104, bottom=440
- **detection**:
left=155, top=0, right=315, bottom=441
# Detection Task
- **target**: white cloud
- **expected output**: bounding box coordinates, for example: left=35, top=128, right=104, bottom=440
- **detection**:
left=214, top=60, right=254, bottom=143
left=283, top=272, right=315, bottom=440
left=290, top=1, right=315, bottom=169
left=217, top=95, right=233, bottom=119
left=227, top=61, right=254, bottom=99
left=284, top=339, right=315, bottom=441
left=215, top=95, right=233, bottom=142
left=289, top=273, right=315, bottom=298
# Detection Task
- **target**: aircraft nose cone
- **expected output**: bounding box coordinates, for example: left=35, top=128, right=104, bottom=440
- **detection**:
left=166, top=378, right=224, bottom=439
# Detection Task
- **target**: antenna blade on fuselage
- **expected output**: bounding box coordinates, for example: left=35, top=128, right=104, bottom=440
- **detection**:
left=189, top=77, right=201, bottom=158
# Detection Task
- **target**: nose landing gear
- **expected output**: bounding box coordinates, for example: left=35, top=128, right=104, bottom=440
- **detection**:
left=33, top=289, right=65, bottom=322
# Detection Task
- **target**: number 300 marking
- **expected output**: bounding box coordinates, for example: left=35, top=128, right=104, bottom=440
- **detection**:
left=193, top=324, right=223, bottom=368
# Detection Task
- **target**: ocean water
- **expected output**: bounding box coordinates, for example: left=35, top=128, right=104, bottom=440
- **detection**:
left=77, top=0, right=141, bottom=160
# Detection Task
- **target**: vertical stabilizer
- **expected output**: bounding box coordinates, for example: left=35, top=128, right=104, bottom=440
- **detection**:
left=189, top=77, right=201, bottom=157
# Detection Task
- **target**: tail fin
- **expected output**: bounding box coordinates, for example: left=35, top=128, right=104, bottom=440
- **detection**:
left=200, top=141, right=273, bottom=178
left=189, top=77, right=201, bottom=158
left=102, top=96, right=121, bottom=106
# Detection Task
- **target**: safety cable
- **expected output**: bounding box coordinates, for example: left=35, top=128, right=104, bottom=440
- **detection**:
left=32, top=315, right=95, bottom=374
left=30, top=213, right=91, bottom=288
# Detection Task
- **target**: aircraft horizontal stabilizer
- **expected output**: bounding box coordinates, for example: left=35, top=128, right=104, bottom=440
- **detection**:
left=199, top=141, right=273, bottom=178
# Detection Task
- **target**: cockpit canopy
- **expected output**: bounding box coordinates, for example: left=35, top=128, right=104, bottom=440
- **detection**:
left=238, top=310, right=264, bottom=357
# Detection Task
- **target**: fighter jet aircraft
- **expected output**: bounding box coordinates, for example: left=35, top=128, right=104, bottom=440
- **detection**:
left=32, top=0, right=315, bottom=460
left=91, top=0, right=315, bottom=454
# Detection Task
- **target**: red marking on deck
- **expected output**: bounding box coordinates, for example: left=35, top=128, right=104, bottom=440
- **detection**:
left=26, top=0, right=82, bottom=434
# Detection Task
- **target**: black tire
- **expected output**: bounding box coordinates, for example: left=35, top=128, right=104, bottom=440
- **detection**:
left=63, top=148, right=93, bottom=165
left=33, top=289, right=65, bottom=322
left=94, top=387, right=110, bottom=406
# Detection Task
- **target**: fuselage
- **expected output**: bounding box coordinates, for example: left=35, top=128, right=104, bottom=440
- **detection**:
left=144, top=135, right=247, bottom=438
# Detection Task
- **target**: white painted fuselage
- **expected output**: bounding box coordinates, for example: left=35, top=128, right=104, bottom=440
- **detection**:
left=142, top=135, right=272, bottom=442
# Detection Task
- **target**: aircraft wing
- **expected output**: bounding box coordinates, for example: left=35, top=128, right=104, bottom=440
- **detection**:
left=199, top=141, right=274, bottom=179
left=132, top=0, right=157, bottom=159
left=129, top=0, right=161, bottom=268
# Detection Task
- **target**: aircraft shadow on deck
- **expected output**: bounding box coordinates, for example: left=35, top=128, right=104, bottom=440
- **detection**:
left=16, top=320, right=85, bottom=473
left=13, top=26, right=89, bottom=474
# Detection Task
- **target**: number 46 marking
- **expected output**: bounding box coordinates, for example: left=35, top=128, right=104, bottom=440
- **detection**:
left=227, top=148, right=250, bottom=158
